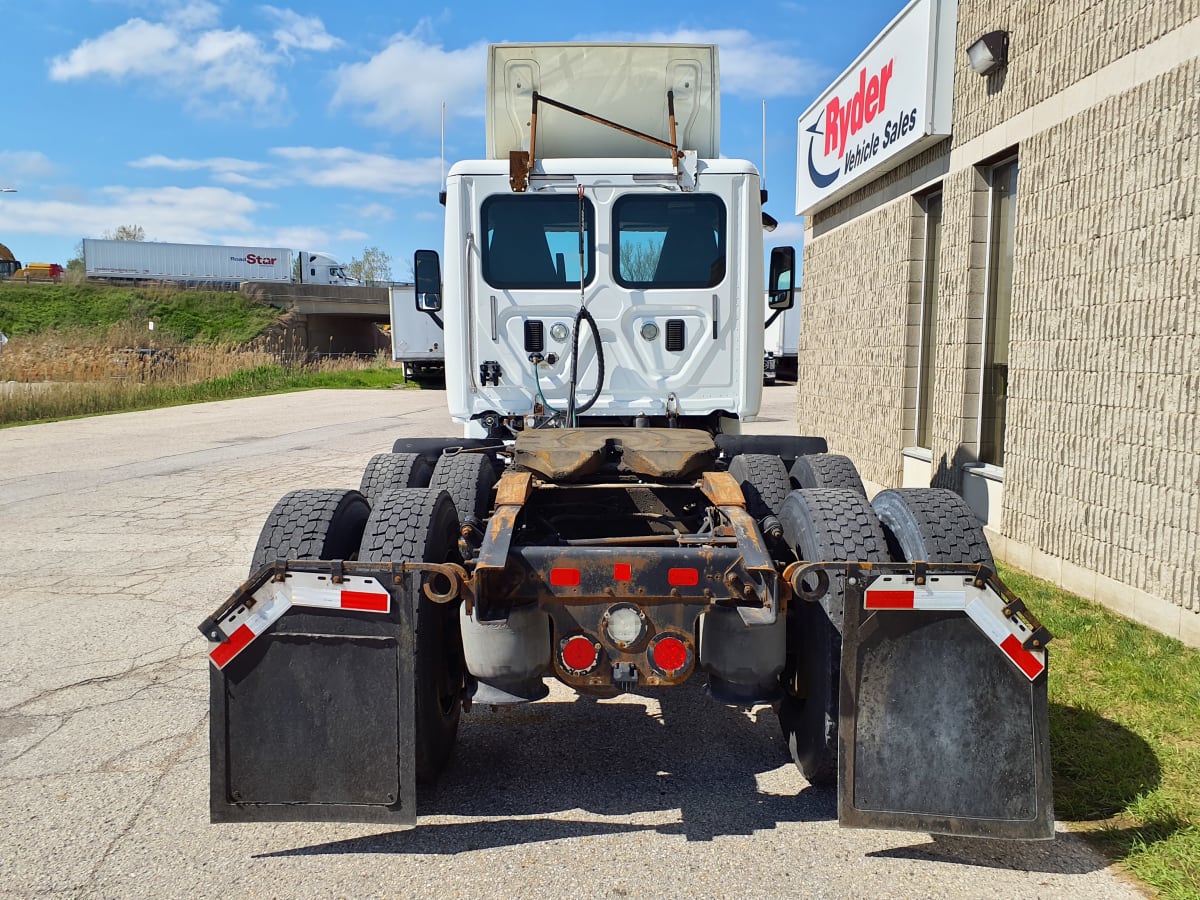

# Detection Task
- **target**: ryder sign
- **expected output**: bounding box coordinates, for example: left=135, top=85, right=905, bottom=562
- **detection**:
left=796, top=0, right=957, bottom=216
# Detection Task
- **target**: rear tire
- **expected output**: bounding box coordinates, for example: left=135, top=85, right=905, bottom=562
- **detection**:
left=391, top=437, right=497, bottom=467
left=790, top=453, right=866, bottom=497
left=359, top=452, right=433, bottom=502
left=871, top=488, right=994, bottom=566
left=776, top=489, right=890, bottom=787
left=249, top=489, right=370, bottom=575
left=727, top=453, right=791, bottom=520
left=428, top=452, right=497, bottom=522
left=359, top=488, right=464, bottom=783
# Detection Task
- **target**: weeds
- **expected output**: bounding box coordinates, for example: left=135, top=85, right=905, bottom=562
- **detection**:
left=0, top=314, right=404, bottom=426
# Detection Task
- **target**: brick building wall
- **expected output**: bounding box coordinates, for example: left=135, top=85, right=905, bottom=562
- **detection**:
left=797, top=1, right=1199, bottom=642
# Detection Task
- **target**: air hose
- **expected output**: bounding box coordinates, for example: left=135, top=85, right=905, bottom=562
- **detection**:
left=566, top=183, right=605, bottom=425
left=566, top=305, right=604, bottom=423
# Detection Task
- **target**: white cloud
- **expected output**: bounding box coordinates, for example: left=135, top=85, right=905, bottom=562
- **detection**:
left=355, top=202, right=396, bottom=222
left=261, top=5, right=343, bottom=53
left=165, top=1, right=222, bottom=31
left=0, top=183, right=370, bottom=254
left=125, top=147, right=440, bottom=196
left=767, top=220, right=806, bottom=246
left=331, top=25, right=488, bottom=132
left=46, top=3, right=336, bottom=119
left=130, top=155, right=266, bottom=176
left=583, top=28, right=826, bottom=98
left=271, top=147, right=440, bottom=194
left=0, top=151, right=58, bottom=182
left=224, top=226, right=368, bottom=250
left=0, top=186, right=261, bottom=245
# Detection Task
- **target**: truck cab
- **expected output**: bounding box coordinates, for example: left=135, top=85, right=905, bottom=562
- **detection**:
left=436, top=157, right=775, bottom=436
left=416, top=43, right=792, bottom=439
left=299, top=251, right=359, bottom=286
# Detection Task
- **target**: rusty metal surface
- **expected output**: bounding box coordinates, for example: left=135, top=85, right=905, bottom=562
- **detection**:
left=513, top=428, right=716, bottom=481
left=509, top=149, right=530, bottom=193
left=494, top=470, right=534, bottom=506
left=699, top=471, right=746, bottom=507
left=533, top=91, right=679, bottom=156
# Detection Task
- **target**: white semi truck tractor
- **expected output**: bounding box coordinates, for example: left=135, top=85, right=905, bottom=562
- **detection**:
left=202, top=43, right=1053, bottom=839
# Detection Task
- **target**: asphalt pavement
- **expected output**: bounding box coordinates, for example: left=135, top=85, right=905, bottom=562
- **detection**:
left=0, top=386, right=1142, bottom=898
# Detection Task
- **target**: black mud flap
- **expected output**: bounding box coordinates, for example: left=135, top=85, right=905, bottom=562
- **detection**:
left=208, top=568, right=418, bottom=825
left=837, top=574, right=1054, bottom=839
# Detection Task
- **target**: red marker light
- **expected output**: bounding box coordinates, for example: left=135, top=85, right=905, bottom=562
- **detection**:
left=561, top=635, right=599, bottom=673
left=550, top=567, right=581, bottom=587
left=668, top=568, right=699, bottom=586
left=613, top=563, right=632, bottom=581
left=651, top=635, right=689, bottom=673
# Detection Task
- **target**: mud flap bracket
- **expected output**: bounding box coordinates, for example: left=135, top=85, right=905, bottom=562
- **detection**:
left=834, top=565, right=1055, bottom=840
left=208, top=562, right=419, bottom=825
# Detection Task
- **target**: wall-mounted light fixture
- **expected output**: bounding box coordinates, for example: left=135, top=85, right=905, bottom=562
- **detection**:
left=966, top=30, right=1009, bottom=76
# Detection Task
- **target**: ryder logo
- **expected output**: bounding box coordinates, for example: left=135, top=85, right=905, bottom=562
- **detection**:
left=802, top=57, right=920, bottom=195
left=825, top=60, right=894, bottom=159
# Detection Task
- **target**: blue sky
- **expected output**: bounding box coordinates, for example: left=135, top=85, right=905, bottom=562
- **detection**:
left=0, top=0, right=904, bottom=276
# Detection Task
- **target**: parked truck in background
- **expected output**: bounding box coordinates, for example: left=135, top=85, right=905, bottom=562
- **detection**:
left=82, top=239, right=357, bottom=286
left=389, top=284, right=445, bottom=380
left=202, top=43, right=1053, bottom=840
left=764, top=296, right=800, bottom=384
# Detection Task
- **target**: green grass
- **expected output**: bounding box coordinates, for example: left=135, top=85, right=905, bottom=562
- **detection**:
left=1000, top=563, right=1200, bottom=897
left=0, top=282, right=281, bottom=343
left=0, top=364, right=408, bottom=427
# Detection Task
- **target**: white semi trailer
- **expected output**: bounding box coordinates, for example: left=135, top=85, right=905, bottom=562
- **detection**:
left=82, top=239, right=356, bottom=285
left=203, top=43, right=1053, bottom=840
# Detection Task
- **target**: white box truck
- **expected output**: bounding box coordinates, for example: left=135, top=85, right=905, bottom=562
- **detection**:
left=389, top=284, right=445, bottom=379
left=763, top=296, right=800, bottom=384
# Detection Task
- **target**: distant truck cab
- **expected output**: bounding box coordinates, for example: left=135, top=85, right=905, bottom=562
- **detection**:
left=298, top=251, right=359, bottom=286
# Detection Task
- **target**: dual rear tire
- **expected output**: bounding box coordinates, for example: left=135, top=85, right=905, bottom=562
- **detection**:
left=775, top=484, right=993, bottom=787
left=250, top=483, right=466, bottom=784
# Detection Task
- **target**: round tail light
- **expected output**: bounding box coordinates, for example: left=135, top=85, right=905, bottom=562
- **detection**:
left=650, top=634, right=691, bottom=674
left=560, top=634, right=600, bottom=674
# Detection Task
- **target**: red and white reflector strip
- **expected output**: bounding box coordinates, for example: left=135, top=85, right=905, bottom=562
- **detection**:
left=207, top=573, right=391, bottom=670
left=863, top=574, right=1047, bottom=681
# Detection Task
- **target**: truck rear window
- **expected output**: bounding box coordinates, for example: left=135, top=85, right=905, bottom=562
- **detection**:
left=482, top=195, right=595, bottom=289
left=613, top=195, right=726, bottom=289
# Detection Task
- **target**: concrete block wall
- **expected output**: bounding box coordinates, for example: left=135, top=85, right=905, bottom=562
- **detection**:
left=1003, top=57, right=1200, bottom=615
left=798, top=1, right=1199, bottom=640
left=953, top=0, right=1194, bottom=147
left=795, top=198, right=911, bottom=488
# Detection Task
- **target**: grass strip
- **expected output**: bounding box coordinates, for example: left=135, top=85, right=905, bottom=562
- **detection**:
left=1000, top=563, right=1200, bottom=898
left=0, top=282, right=281, bottom=343
left=1, top=364, right=407, bottom=427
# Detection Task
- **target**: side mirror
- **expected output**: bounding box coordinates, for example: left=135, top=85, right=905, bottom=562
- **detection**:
left=413, top=249, right=442, bottom=312
left=768, top=246, right=795, bottom=310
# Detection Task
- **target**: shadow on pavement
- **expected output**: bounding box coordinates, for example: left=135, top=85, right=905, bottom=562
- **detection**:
left=866, top=832, right=1111, bottom=876
left=260, top=681, right=836, bottom=857
left=260, top=685, right=1116, bottom=874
